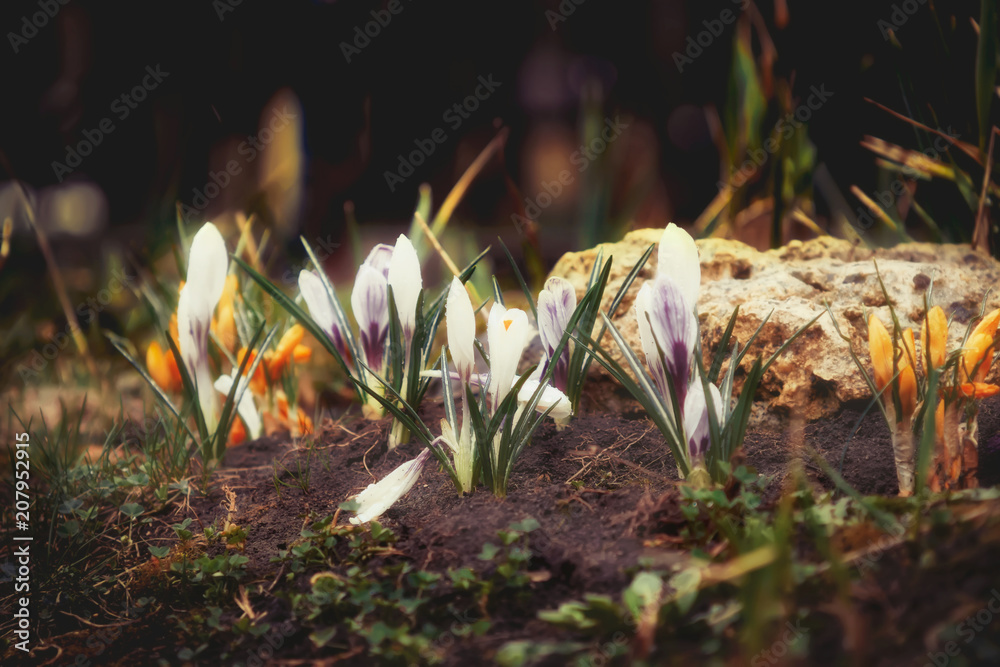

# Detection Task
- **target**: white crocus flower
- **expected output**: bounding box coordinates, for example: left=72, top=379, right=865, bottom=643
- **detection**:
left=683, top=380, right=722, bottom=464
left=298, top=270, right=348, bottom=360
left=177, top=222, right=230, bottom=432
left=445, top=277, right=477, bottom=492
left=657, top=222, right=701, bottom=309
left=349, top=448, right=431, bottom=524
left=214, top=370, right=262, bottom=440
left=387, top=233, right=423, bottom=345
left=486, top=304, right=530, bottom=412
left=517, top=378, right=572, bottom=422
left=351, top=244, right=394, bottom=374
left=446, top=277, right=476, bottom=382
left=386, top=234, right=423, bottom=448
left=536, top=277, right=576, bottom=392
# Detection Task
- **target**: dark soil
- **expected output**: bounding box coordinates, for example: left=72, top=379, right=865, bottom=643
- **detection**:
left=27, top=380, right=1000, bottom=666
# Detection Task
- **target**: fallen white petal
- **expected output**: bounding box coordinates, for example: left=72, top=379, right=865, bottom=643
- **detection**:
left=349, top=448, right=431, bottom=524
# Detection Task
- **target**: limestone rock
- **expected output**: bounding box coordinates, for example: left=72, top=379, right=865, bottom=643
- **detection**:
left=550, top=231, right=1000, bottom=422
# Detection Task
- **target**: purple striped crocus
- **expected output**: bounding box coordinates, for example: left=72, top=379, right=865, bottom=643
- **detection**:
left=536, top=277, right=576, bottom=392
left=635, top=274, right=698, bottom=408
left=350, top=244, right=394, bottom=375
left=683, top=380, right=722, bottom=463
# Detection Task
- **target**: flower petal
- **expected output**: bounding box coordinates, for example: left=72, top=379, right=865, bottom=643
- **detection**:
left=446, top=277, right=477, bottom=381
left=971, top=308, right=1000, bottom=341
left=349, top=448, right=431, bottom=524
left=214, top=372, right=262, bottom=439
left=645, top=275, right=698, bottom=407
left=684, top=380, right=722, bottom=461
left=299, top=270, right=346, bottom=353
left=178, top=286, right=218, bottom=426
left=867, top=315, right=894, bottom=391
left=921, top=306, right=948, bottom=370
left=898, top=365, right=917, bottom=418
left=387, top=234, right=423, bottom=337
left=185, top=222, right=230, bottom=327
left=146, top=341, right=176, bottom=393
left=900, top=328, right=916, bottom=370
left=364, top=243, right=394, bottom=279
left=517, top=378, right=572, bottom=421
left=177, top=223, right=230, bottom=429
left=537, top=277, right=576, bottom=390
left=635, top=283, right=668, bottom=398
left=486, top=305, right=530, bottom=411
left=351, top=263, right=390, bottom=369
left=961, top=332, right=994, bottom=384
left=269, top=324, right=306, bottom=377
left=959, top=382, right=1000, bottom=398
left=657, top=223, right=701, bottom=309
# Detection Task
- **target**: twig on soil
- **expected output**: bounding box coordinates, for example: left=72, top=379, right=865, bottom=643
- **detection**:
left=361, top=439, right=380, bottom=479
left=267, top=565, right=287, bottom=593
left=58, top=610, right=135, bottom=628
left=605, top=454, right=677, bottom=485
left=564, top=426, right=655, bottom=484
left=36, top=643, right=64, bottom=667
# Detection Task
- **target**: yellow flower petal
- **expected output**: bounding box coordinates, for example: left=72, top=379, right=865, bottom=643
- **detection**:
left=921, top=306, right=948, bottom=370
left=868, top=315, right=894, bottom=391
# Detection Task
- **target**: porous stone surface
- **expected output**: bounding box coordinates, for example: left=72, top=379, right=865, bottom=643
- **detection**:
left=550, top=230, right=1000, bottom=423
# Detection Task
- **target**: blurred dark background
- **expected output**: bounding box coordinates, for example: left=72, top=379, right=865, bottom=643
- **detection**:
left=1, top=0, right=998, bottom=379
